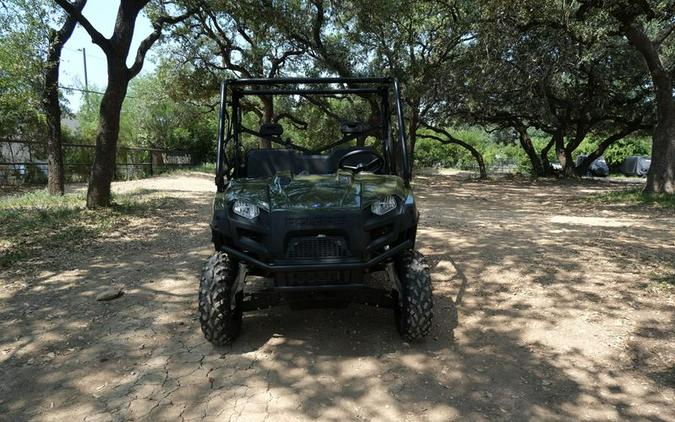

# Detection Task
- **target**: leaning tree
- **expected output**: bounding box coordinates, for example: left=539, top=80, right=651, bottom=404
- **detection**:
left=54, top=0, right=193, bottom=207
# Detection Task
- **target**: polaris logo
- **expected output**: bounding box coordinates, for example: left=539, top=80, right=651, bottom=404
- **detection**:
left=285, top=216, right=347, bottom=226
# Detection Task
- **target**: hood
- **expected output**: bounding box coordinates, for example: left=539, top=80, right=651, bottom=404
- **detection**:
left=222, top=172, right=407, bottom=211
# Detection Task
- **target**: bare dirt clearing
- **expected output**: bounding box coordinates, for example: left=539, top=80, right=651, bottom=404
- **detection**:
left=1, top=172, right=673, bottom=421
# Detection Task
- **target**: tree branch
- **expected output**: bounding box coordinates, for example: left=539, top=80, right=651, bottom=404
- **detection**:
left=49, top=0, right=86, bottom=54
left=577, top=124, right=641, bottom=175
left=268, top=49, right=304, bottom=78
left=235, top=22, right=256, bottom=48
left=273, top=112, right=308, bottom=130
left=54, top=0, right=111, bottom=53
left=128, top=8, right=194, bottom=78
left=654, top=21, right=675, bottom=45
left=300, top=95, right=343, bottom=122
left=419, top=122, right=463, bottom=144
left=416, top=126, right=487, bottom=179
left=198, top=10, right=252, bottom=78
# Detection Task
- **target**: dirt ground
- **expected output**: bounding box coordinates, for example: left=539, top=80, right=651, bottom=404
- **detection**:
left=0, top=172, right=673, bottom=422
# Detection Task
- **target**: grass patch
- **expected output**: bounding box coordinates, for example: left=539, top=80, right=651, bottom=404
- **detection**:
left=154, top=163, right=216, bottom=177
left=591, top=187, right=675, bottom=208
left=0, top=189, right=176, bottom=269
left=191, top=163, right=216, bottom=173
left=645, top=274, right=675, bottom=297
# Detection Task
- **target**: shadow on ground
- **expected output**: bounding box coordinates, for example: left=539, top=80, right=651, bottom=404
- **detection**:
left=0, top=173, right=672, bottom=421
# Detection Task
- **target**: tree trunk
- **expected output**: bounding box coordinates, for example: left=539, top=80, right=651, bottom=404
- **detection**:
left=647, top=114, right=675, bottom=193
left=558, top=148, right=576, bottom=178
left=43, top=48, right=65, bottom=195
left=417, top=130, right=488, bottom=179
left=515, top=125, right=545, bottom=177
left=462, top=139, right=487, bottom=179
left=563, top=126, right=589, bottom=178
left=260, top=96, right=273, bottom=149
left=42, top=2, right=85, bottom=195
left=86, top=67, right=128, bottom=208
left=408, top=108, right=419, bottom=156
left=438, top=136, right=486, bottom=178
left=540, top=137, right=555, bottom=176
left=553, top=130, right=575, bottom=178
left=623, top=22, right=675, bottom=193
left=357, top=103, right=382, bottom=148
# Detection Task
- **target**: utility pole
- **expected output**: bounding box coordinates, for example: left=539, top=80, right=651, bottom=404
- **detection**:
left=80, top=47, right=89, bottom=90
left=79, top=47, right=89, bottom=106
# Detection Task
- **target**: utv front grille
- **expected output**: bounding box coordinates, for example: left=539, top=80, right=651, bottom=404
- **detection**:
left=274, top=269, right=363, bottom=287
left=286, top=236, right=350, bottom=259
left=285, top=271, right=346, bottom=286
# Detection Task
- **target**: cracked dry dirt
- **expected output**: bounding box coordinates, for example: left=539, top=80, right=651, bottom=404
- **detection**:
left=0, top=172, right=673, bottom=421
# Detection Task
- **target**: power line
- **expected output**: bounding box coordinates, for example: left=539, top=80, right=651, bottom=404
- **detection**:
left=58, top=85, right=136, bottom=99
left=62, top=46, right=107, bottom=61
left=60, top=53, right=106, bottom=63
left=59, top=85, right=104, bottom=95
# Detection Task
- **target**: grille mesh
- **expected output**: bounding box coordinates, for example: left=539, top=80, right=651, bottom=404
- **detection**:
left=286, top=236, right=350, bottom=259
left=286, top=271, right=344, bottom=286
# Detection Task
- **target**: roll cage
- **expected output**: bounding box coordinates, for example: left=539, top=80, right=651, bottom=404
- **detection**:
left=214, top=77, right=411, bottom=192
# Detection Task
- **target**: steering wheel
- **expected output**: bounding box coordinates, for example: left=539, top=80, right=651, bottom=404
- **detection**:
left=337, top=149, right=384, bottom=173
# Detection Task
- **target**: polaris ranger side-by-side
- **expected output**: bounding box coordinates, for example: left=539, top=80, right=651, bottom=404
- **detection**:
left=199, top=77, right=456, bottom=345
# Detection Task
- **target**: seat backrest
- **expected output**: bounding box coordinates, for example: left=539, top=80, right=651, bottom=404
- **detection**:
left=246, top=149, right=297, bottom=178
left=245, top=146, right=379, bottom=178
left=296, top=147, right=377, bottom=174
left=295, top=154, right=335, bottom=174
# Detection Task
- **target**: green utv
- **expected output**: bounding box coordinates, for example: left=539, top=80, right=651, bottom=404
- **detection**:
left=200, top=77, right=455, bottom=345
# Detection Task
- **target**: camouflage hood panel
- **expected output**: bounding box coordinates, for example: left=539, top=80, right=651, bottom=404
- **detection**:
left=219, top=171, right=408, bottom=211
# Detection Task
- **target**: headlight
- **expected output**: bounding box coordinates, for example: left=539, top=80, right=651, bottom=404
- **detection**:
left=370, top=195, right=397, bottom=215
left=232, top=200, right=260, bottom=219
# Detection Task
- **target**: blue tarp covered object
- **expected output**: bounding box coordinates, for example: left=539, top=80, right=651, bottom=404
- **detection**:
left=575, top=155, right=609, bottom=177
left=620, top=156, right=651, bottom=177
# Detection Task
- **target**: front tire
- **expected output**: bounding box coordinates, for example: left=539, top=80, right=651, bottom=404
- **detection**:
left=394, top=250, right=434, bottom=341
left=199, top=252, right=243, bottom=345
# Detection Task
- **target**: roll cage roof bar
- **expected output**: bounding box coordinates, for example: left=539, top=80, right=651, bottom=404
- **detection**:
left=215, top=77, right=411, bottom=192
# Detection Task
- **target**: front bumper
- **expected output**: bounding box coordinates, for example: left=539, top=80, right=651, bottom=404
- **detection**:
left=211, top=204, right=417, bottom=274
left=218, top=239, right=412, bottom=272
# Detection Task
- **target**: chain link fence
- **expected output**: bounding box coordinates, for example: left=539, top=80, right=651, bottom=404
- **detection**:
left=0, top=139, right=194, bottom=185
